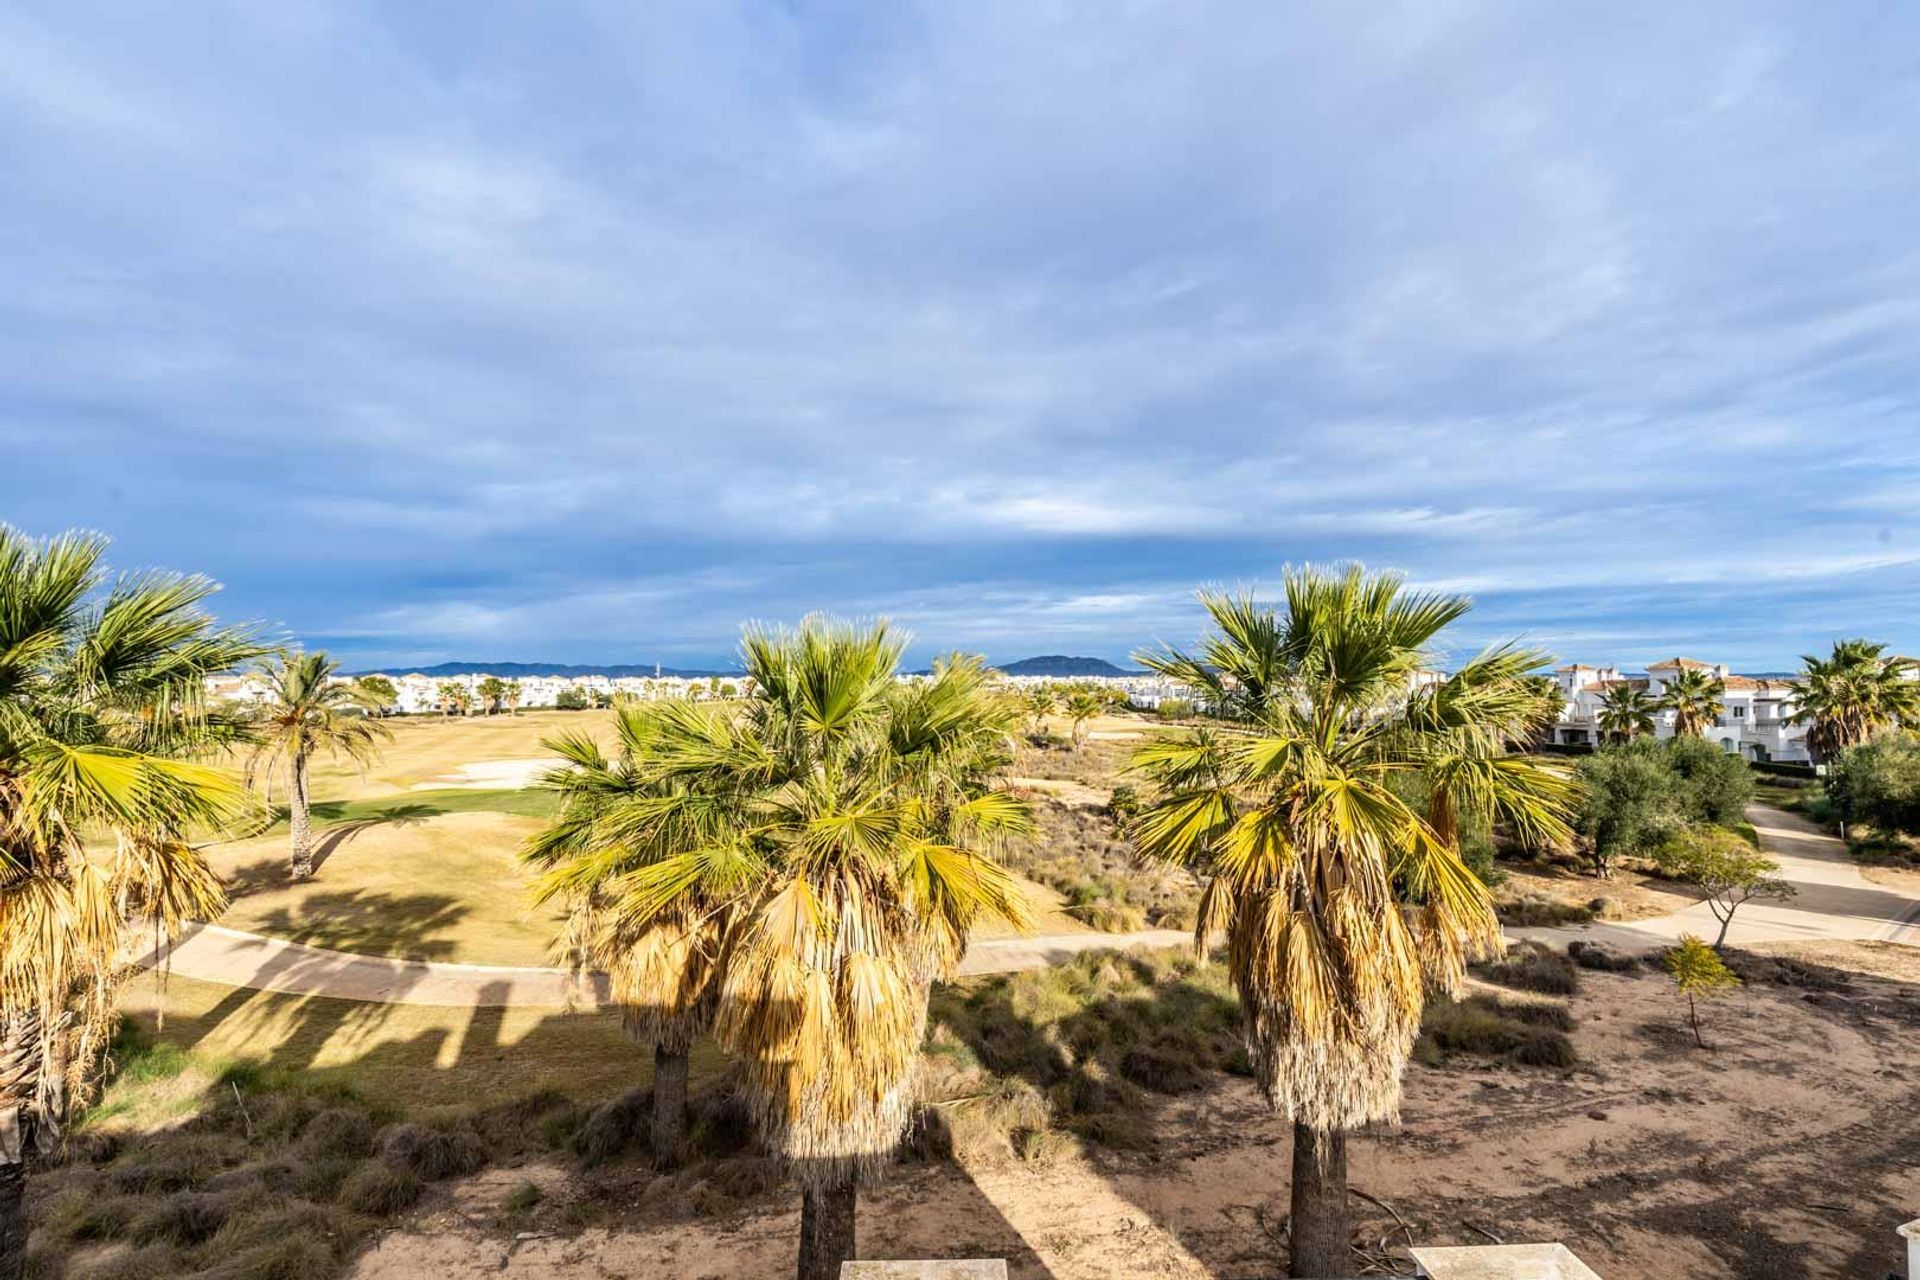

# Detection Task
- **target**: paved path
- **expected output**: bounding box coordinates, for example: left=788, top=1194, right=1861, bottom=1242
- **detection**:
left=137, top=804, right=1917, bottom=1008
left=134, top=923, right=1195, bottom=1009
left=1511, top=803, right=1920, bottom=953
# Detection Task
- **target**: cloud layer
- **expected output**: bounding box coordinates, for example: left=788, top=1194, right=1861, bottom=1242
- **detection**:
left=6, top=2, right=1918, bottom=669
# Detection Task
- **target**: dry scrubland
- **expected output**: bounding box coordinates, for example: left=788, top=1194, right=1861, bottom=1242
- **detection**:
left=35, top=940, right=1920, bottom=1280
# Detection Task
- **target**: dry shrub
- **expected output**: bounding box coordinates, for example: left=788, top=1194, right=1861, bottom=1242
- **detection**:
left=65, top=1241, right=181, bottom=1280
left=1495, top=895, right=1597, bottom=927
left=922, top=946, right=1239, bottom=1158
left=131, top=1190, right=239, bottom=1246
left=576, top=1088, right=650, bottom=1168
left=338, top=1160, right=424, bottom=1215
left=1478, top=941, right=1579, bottom=995
left=1417, top=994, right=1577, bottom=1068
left=39, top=1188, right=144, bottom=1244
left=1568, top=940, right=1639, bottom=972
left=105, top=1133, right=246, bottom=1195
left=376, top=1122, right=487, bottom=1181
left=297, top=1107, right=376, bottom=1161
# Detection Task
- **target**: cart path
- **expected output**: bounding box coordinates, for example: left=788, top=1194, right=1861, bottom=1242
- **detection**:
left=133, top=923, right=1194, bottom=1008
left=136, top=806, right=1917, bottom=1008
left=1511, top=803, right=1920, bottom=953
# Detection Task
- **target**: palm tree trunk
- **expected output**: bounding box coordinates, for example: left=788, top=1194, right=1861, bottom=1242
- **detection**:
left=651, top=1043, right=688, bottom=1166
left=1, top=1012, right=36, bottom=1280
left=0, top=1126, right=24, bottom=1280
left=1288, top=1121, right=1348, bottom=1278
left=796, top=1176, right=856, bottom=1280
left=289, top=750, right=315, bottom=880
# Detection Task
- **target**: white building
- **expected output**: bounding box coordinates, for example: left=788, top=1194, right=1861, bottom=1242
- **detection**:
left=1547, top=657, right=1811, bottom=762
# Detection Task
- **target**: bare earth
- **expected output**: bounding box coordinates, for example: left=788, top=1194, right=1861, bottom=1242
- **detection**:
left=350, top=944, right=1920, bottom=1279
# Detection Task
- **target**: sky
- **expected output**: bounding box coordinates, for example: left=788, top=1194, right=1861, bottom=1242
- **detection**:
left=6, top=2, right=1920, bottom=673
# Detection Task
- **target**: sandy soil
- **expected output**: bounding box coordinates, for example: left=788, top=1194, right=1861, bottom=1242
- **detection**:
left=1861, top=862, right=1920, bottom=898
left=347, top=941, right=1920, bottom=1280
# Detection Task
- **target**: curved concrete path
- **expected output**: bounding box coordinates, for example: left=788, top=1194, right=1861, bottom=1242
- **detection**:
left=134, top=923, right=1194, bottom=1009
left=1511, top=803, right=1920, bottom=953
left=137, top=805, right=1918, bottom=1009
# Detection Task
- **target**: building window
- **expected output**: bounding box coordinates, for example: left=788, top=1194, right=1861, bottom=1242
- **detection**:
left=1732, top=706, right=1744, bottom=718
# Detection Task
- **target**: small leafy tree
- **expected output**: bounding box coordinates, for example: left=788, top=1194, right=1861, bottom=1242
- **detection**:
left=1664, top=935, right=1740, bottom=1047
left=1654, top=828, right=1794, bottom=946
left=1826, top=734, right=1920, bottom=839
left=555, top=686, right=590, bottom=711
left=354, top=674, right=397, bottom=714
left=1573, top=744, right=1680, bottom=876
left=1664, top=735, right=1754, bottom=826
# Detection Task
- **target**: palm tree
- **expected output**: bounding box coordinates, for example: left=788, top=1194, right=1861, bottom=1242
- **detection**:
left=1020, top=686, right=1054, bottom=734
left=1063, top=689, right=1102, bottom=747
left=571, top=619, right=1033, bottom=1280
left=522, top=707, right=734, bottom=1165
left=437, top=680, right=467, bottom=716
left=1659, top=666, right=1726, bottom=738
left=1789, top=640, right=1920, bottom=762
left=1, top=528, right=263, bottom=1279
left=1128, top=567, right=1575, bottom=1277
left=246, top=652, right=390, bottom=880
left=503, top=679, right=524, bottom=716
left=477, top=676, right=509, bottom=714
left=1596, top=683, right=1658, bottom=743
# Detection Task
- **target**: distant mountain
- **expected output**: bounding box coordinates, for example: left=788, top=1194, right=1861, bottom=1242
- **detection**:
left=994, top=655, right=1139, bottom=678
left=347, top=660, right=741, bottom=679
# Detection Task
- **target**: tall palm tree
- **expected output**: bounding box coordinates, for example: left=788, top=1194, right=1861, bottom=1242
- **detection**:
left=522, top=706, right=734, bottom=1165
left=1658, top=666, right=1725, bottom=738
left=1, top=528, right=263, bottom=1280
left=574, top=620, right=1033, bottom=1280
left=1128, top=567, right=1575, bottom=1277
left=246, top=652, right=390, bottom=880
left=504, top=678, right=524, bottom=716
left=1596, top=683, right=1658, bottom=743
left=437, top=680, right=467, bottom=716
left=1789, top=639, right=1920, bottom=762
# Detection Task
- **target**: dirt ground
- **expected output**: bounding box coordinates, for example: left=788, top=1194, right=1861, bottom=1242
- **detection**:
left=1496, top=862, right=1700, bottom=924
left=346, top=941, right=1920, bottom=1280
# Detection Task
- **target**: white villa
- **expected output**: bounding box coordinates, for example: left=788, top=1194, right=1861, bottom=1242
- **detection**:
left=1547, top=657, right=1810, bottom=762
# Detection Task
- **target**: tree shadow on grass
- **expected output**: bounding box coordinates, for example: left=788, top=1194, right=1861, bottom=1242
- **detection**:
left=222, top=805, right=442, bottom=898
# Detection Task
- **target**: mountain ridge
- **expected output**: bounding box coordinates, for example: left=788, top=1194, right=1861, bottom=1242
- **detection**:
left=346, top=655, right=1142, bottom=680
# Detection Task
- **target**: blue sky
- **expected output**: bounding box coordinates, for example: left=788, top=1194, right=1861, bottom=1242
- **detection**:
left=6, top=3, right=1919, bottom=672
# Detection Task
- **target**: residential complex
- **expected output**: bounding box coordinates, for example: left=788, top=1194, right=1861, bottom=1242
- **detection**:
left=1547, top=658, right=1811, bottom=762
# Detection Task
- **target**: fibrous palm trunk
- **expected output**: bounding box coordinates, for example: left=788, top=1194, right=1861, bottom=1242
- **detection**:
left=797, top=1177, right=856, bottom=1280
left=1288, top=1122, right=1348, bottom=1278
left=1, top=1014, right=39, bottom=1280
left=651, top=1043, right=687, bottom=1166
left=289, top=750, right=314, bottom=880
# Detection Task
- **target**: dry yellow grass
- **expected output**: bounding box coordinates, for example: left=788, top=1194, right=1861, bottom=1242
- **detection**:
left=203, top=811, right=566, bottom=965
left=116, top=973, right=683, bottom=1109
